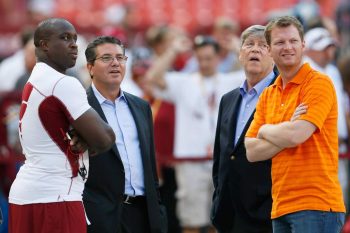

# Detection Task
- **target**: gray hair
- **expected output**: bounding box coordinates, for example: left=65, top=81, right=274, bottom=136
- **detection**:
left=241, top=25, right=266, bottom=46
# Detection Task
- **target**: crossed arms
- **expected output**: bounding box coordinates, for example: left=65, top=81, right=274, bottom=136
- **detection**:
left=245, top=103, right=317, bottom=162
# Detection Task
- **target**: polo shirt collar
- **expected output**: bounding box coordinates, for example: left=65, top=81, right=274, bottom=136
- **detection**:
left=273, top=62, right=312, bottom=88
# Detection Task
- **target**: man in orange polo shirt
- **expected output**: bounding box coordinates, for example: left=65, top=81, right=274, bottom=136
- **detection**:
left=245, top=16, right=346, bottom=233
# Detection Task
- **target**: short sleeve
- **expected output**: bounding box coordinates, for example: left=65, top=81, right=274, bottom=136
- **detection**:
left=53, top=77, right=91, bottom=121
left=298, top=75, right=336, bottom=130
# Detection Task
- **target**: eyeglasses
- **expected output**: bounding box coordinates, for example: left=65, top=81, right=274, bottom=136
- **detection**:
left=94, top=55, right=128, bottom=64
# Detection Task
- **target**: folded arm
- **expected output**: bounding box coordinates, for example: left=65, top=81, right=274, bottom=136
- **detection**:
left=258, top=120, right=316, bottom=148
left=245, top=102, right=312, bottom=162
left=245, top=137, right=283, bottom=162
left=71, top=108, right=116, bottom=156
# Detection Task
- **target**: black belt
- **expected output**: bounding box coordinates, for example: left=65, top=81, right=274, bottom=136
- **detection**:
left=123, top=195, right=145, bottom=204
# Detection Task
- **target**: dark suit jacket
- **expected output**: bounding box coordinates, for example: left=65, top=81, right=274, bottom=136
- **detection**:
left=83, top=87, right=167, bottom=233
left=211, top=74, right=277, bottom=233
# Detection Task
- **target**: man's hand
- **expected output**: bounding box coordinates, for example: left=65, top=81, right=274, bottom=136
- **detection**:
left=171, top=35, right=192, bottom=54
left=68, top=129, right=88, bottom=153
left=290, top=103, right=307, bottom=121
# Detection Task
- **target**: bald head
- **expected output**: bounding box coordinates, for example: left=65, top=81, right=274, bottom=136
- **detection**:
left=34, top=18, right=78, bottom=73
left=34, top=18, right=74, bottom=47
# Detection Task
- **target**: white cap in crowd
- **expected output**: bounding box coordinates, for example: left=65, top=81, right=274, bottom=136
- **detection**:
left=304, top=27, right=337, bottom=51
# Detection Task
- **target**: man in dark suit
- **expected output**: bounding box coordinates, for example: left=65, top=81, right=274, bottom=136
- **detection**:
left=83, top=36, right=167, bottom=233
left=211, top=25, right=277, bottom=233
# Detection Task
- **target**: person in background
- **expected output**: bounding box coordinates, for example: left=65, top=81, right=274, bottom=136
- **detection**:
left=0, top=27, right=35, bottom=92
left=182, top=17, right=241, bottom=73
left=14, top=37, right=36, bottom=91
left=245, top=16, right=345, bottom=233
left=147, top=35, right=244, bottom=233
left=304, top=26, right=349, bottom=207
left=131, top=51, right=180, bottom=233
left=212, top=25, right=277, bottom=233
left=8, top=18, right=115, bottom=233
left=83, top=36, right=167, bottom=233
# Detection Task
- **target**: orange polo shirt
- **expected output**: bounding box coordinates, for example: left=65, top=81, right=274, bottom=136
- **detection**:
left=246, top=63, right=345, bottom=219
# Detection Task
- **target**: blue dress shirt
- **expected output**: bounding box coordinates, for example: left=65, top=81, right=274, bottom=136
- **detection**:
left=234, top=72, right=275, bottom=146
left=92, top=84, right=145, bottom=196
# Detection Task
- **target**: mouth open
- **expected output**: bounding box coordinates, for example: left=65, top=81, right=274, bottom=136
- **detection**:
left=249, top=57, right=260, bottom=62
left=109, top=70, right=121, bottom=74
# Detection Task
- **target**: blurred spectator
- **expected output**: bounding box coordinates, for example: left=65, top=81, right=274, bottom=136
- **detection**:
left=131, top=50, right=180, bottom=233
left=146, top=25, right=176, bottom=58
left=182, top=17, right=241, bottom=73
left=147, top=35, right=244, bottom=233
left=337, top=52, right=350, bottom=233
left=304, top=27, right=349, bottom=206
left=122, top=24, right=187, bottom=97
left=66, top=35, right=90, bottom=88
left=137, top=26, right=184, bottom=232
left=0, top=27, right=34, bottom=92
left=336, top=2, right=350, bottom=57
left=338, top=53, right=350, bottom=95
left=27, top=0, right=55, bottom=22
left=13, top=38, right=36, bottom=91
left=102, top=3, right=144, bottom=48
left=338, top=53, right=350, bottom=155
left=293, top=1, right=320, bottom=31
left=147, top=25, right=189, bottom=71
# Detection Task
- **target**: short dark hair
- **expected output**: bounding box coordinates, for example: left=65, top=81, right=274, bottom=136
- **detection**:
left=265, top=16, right=304, bottom=45
left=193, top=35, right=220, bottom=53
left=85, top=36, right=124, bottom=64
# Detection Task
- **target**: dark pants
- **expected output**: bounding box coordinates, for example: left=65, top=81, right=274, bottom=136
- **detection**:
left=159, top=166, right=181, bottom=233
left=120, top=197, right=151, bottom=233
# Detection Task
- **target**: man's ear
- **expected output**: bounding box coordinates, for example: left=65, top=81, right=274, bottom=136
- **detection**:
left=87, top=63, right=93, bottom=78
left=39, top=39, right=49, bottom=51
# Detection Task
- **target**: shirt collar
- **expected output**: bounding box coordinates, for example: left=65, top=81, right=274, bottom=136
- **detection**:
left=273, top=62, right=312, bottom=88
left=240, top=71, right=275, bottom=96
left=91, top=83, right=127, bottom=105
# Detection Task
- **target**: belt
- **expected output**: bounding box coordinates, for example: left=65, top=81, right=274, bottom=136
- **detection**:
left=123, top=195, right=145, bottom=204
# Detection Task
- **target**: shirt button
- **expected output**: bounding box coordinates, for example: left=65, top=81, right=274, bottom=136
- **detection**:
left=230, top=155, right=235, bottom=160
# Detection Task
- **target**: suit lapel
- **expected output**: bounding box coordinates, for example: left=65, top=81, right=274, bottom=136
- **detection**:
left=123, top=93, right=149, bottom=163
left=225, top=91, right=242, bottom=152
left=123, top=93, right=154, bottom=180
left=234, top=110, right=255, bottom=149
left=233, top=72, right=278, bottom=151
left=124, top=93, right=163, bottom=232
left=87, top=87, right=108, bottom=122
left=86, top=86, right=122, bottom=162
